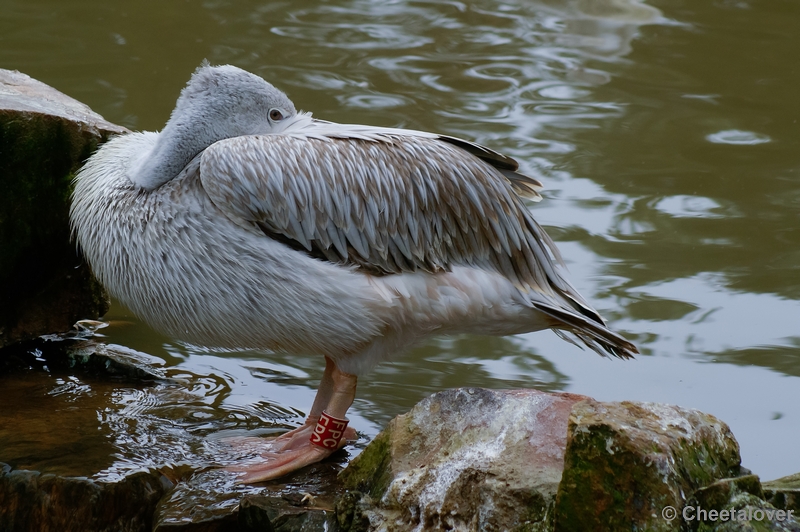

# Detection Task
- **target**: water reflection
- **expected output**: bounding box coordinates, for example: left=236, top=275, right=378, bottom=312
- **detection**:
left=2, top=0, right=799, bottom=480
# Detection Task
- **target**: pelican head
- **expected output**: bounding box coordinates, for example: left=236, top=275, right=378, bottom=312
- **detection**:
left=129, top=63, right=298, bottom=190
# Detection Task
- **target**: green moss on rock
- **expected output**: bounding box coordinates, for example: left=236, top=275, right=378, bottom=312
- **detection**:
left=688, top=476, right=799, bottom=532
left=339, top=424, right=394, bottom=501
left=554, top=400, right=744, bottom=532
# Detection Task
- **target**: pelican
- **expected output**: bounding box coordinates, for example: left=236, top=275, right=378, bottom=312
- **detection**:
left=70, top=63, right=637, bottom=482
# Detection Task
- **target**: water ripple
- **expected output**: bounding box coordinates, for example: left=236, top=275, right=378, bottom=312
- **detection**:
left=706, top=129, right=772, bottom=145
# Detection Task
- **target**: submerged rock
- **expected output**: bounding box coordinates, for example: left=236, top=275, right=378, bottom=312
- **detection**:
left=237, top=494, right=335, bottom=532
left=65, top=339, right=168, bottom=382
left=553, top=400, right=746, bottom=531
left=338, top=388, right=589, bottom=531
left=0, top=69, right=125, bottom=348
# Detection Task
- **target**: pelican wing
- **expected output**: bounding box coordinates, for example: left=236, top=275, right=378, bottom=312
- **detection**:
left=200, top=130, right=566, bottom=287
left=200, top=128, right=637, bottom=358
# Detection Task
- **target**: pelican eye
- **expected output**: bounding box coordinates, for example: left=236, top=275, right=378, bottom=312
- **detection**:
left=269, top=108, right=284, bottom=121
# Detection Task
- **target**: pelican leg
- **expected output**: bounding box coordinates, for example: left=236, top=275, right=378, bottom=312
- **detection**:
left=308, top=356, right=337, bottom=417
left=233, top=362, right=358, bottom=483
left=253, top=357, right=337, bottom=451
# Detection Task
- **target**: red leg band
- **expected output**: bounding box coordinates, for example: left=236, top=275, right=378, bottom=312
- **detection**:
left=309, top=411, right=349, bottom=450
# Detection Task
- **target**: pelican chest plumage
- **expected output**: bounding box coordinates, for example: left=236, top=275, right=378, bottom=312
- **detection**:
left=70, top=63, right=637, bottom=482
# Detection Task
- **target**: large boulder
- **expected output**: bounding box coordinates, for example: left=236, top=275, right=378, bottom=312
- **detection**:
left=337, top=388, right=589, bottom=531
left=0, top=69, right=125, bottom=348
left=337, top=389, right=760, bottom=532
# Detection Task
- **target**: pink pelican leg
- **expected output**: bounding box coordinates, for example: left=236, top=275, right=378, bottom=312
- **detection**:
left=233, top=357, right=358, bottom=483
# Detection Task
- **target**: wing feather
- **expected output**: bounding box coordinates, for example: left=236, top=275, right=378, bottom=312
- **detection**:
left=201, top=130, right=562, bottom=298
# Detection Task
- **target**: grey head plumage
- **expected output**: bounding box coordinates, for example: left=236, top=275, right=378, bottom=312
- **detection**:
left=128, top=64, right=298, bottom=190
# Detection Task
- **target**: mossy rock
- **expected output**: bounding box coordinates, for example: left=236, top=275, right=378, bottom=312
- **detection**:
left=687, top=475, right=799, bottom=531
left=553, top=400, right=744, bottom=532
left=338, top=388, right=587, bottom=532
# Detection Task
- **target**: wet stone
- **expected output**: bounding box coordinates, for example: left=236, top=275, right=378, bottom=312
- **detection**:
left=150, top=467, right=342, bottom=531
left=238, top=494, right=335, bottom=532
left=0, top=335, right=167, bottom=382
left=0, top=69, right=126, bottom=348
left=0, top=463, right=167, bottom=532
left=152, top=469, right=244, bottom=532
left=338, top=387, right=589, bottom=532
left=65, top=340, right=168, bottom=382
left=553, top=400, right=745, bottom=532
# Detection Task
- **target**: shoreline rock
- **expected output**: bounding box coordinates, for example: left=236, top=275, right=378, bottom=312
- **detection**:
left=0, top=464, right=167, bottom=532
left=764, top=473, right=800, bottom=516
left=554, top=399, right=743, bottom=531
left=338, top=388, right=586, bottom=531
left=0, top=69, right=125, bottom=348
left=334, top=388, right=795, bottom=532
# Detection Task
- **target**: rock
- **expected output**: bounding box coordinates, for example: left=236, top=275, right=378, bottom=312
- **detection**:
left=152, top=469, right=244, bottom=532
left=764, top=473, right=800, bottom=514
left=65, top=340, right=168, bottom=381
left=2, top=335, right=168, bottom=381
left=337, top=387, right=589, bottom=532
left=685, top=475, right=799, bottom=531
left=0, top=460, right=337, bottom=532
left=0, top=69, right=127, bottom=348
left=237, top=494, right=334, bottom=532
left=338, top=389, right=756, bottom=532
left=553, top=400, right=745, bottom=532
left=0, top=463, right=168, bottom=532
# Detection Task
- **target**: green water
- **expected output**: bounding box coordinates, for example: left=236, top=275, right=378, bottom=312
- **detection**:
left=1, top=0, right=798, bottom=481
